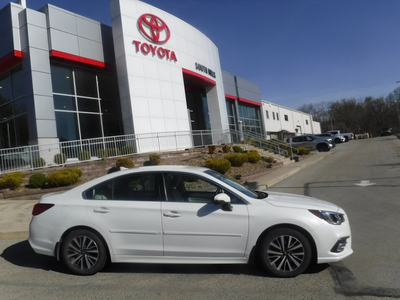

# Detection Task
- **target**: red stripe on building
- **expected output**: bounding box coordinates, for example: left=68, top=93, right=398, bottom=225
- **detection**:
left=225, top=94, right=237, bottom=100
left=238, top=97, right=262, bottom=107
left=50, top=50, right=105, bottom=68
left=0, top=50, right=23, bottom=74
left=182, top=68, right=216, bottom=87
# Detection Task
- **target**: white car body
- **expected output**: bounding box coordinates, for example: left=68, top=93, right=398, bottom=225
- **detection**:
left=29, top=166, right=353, bottom=277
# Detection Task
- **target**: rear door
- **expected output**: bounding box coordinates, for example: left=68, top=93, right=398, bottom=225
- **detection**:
left=84, top=172, right=163, bottom=258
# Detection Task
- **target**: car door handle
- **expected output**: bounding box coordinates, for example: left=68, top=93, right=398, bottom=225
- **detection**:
left=163, top=211, right=182, bottom=218
left=93, top=207, right=110, bottom=214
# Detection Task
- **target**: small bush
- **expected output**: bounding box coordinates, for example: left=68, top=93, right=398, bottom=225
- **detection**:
left=54, top=153, right=67, bottom=165
left=97, top=149, right=108, bottom=159
left=0, top=172, right=25, bottom=189
left=122, top=145, right=135, bottom=155
left=247, top=150, right=261, bottom=163
left=205, top=158, right=231, bottom=174
left=208, top=145, right=216, bottom=154
left=225, top=153, right=248, bottom=167
left=33, top=157, right=46, bottom=168
left=263, top=156, right=275, bottom=163
left=233, top=145, right=242, bottom=153
left=78, top=151, right=91, bottom=161
left=149, top=153, right=161, bottom=165
left=108, top=148, right=121, bottom=157
left=70, top=168, right=83, bottom=177
left=297, top=147, right=310, bottom=155
left=222, top=145, right=231, bottom=153
left=29, top=173, right=47, bottom=188
left=46, top=169, right=80, bottom=187
left=116, top=157, right=135, bottom=168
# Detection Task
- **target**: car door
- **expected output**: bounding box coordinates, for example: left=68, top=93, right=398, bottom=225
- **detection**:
left=161, top=173, right=249, bottom=258
left=84, top=172, right=163, bottom=258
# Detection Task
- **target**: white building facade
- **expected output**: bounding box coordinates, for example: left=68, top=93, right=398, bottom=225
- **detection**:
left=262, top=100, right=321, bottom=140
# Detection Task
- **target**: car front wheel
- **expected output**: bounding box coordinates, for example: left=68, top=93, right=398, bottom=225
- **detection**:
left=61, top=229, right=107, bottom=276
left=259, top=228, right=312, bottom=277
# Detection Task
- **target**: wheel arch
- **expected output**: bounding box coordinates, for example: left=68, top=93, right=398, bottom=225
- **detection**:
left=253, top=224, right=318, bottom=266
left=55, top=226, right=111, bottom=263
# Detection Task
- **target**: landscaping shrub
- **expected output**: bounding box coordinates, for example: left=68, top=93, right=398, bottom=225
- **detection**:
left=149, top=153, right=161, bottom=165
left=46, top=169, right=80, bottom=187
left=232, top=145, right=242, bottom=153
left=97, top=149, right=108, bottom=159
left=263, top=156, right=275, bottom=163
left=205, top=158, right=231, bottom=174
left=70, top=168, right=83, bottom=177
left=222, top=145, right=231, bottom=153
left=225, top=153, right=248, bottom=167
left=297, top=147, right=310, bottom=155
left=29, top=173, right=47, bottom=188
left=247, top=150, right=261, bottom=163
left=54, top=153, right=67, bottom=165
left=116, top=157, right=135, bottom=168
left=78, top=151, right=91, bottom=161
left=208, top=145, right=216, bottom=154
left=107, top=148, right=121, bottom=157
left=122, top=145, right=135, bottom=155
left=33, top=157, right=46, bottom=168
left=0, top=172, right=25, bottom=189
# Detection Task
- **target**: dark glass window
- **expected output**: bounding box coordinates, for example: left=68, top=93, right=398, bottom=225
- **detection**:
left=0, top=74, right=12, bottom=105
left=51, top=65, right=74, bottom=94
left=11, top=66, right=24, bottom=99
left=53, top=95, right=76, bottom=111
left=79, top=114, right=102, bottom=139
left=55, top=112, right=79, bottom=142
left=0, top=103, right=13, bottom=119
left=15, top=114, right=29, bottom=146
left=102, top=114, right=122, bottom=137
left=101, top=100, right=120, bottom=114
left=0, top=120, right=15, bottom=148
left=13, top=98, right=27, bottom=115
left=78, top=98, right=100, bottom=113
left=98, top=73, right=119, bottom=100
left=75, top=69, right=97, bottom=97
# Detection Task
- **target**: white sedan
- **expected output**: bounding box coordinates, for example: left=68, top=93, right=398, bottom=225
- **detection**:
left=29, top=165, right=353, bottom=277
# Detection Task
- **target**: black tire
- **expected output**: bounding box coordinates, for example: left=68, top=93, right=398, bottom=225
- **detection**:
left=259, top=228, right=312, bottom=278
left=344, top=136, right=349, bottom=142
left=334, top=138, right=341, bottom=144
left=61, top=229, right=107, bottom=276
left=317, top=144, right=327, bottom=152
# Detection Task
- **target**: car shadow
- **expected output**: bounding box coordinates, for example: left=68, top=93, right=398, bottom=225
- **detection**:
left=1, top=240, right=330, bottom=277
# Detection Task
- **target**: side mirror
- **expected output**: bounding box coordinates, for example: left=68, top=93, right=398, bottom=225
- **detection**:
left=214, top=193, right=232, bottom=211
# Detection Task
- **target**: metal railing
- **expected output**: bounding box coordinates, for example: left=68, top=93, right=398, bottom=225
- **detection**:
left=0, top=129, right=232, bottom=174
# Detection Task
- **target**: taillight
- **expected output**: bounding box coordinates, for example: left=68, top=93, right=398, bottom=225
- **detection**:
left=32, top=203, right=54, bottom=216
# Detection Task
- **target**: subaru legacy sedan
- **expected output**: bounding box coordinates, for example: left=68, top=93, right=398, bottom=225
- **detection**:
left=29, top=165, right=352, bottom=277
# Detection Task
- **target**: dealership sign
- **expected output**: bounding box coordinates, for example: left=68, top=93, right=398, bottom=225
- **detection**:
left=133, top=13, right=177, bottom=62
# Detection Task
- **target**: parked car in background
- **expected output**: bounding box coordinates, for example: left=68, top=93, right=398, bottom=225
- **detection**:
left=380, top=128, right=392, bottom=136
left=288, top=134, right=334, bottom=152
left=327, top=130, right=353, bottom=142
left=314, top=133, right=335, bottom=144
left=29, top=165, right=353, bottom=278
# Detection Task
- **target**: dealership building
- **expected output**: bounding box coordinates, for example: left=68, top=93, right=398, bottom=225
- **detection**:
left=0, top=0, right=318, bottom=154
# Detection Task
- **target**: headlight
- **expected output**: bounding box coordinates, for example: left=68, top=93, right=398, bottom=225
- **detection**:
left=309, top=210, right=345, bottom=225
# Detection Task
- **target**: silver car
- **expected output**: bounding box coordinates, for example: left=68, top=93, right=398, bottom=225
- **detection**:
left=289, top=135, right=334, bottom=152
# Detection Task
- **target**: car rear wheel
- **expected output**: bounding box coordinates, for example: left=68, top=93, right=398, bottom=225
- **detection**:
left=259, top=228, right=312, bottom=277
left=61, top=229, right=107, bottom=275
left=317, top=144, right=328, bottom=152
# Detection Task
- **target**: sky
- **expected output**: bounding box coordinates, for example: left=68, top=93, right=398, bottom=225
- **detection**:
left=2, top=0, right=400, bottom=109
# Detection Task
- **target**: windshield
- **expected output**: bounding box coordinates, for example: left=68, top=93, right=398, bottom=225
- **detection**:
left=205, top=169, right=259, bottom=199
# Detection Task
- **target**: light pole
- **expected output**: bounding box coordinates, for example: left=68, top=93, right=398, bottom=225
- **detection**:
left=395, top=81, right=400, bottom=131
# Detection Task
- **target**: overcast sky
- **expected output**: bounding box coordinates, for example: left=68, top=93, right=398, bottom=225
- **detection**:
left=2, top=0, right=400, bottom=109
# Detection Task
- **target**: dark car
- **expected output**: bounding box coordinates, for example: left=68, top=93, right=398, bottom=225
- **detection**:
left=380, top=128, right=392, bottom=136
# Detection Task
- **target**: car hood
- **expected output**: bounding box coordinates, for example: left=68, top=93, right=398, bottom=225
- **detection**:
left=263, top=191, right=339, bottom=211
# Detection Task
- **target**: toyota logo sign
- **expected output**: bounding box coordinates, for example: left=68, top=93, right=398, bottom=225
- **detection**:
left=138, top=13, right=170, bottom=44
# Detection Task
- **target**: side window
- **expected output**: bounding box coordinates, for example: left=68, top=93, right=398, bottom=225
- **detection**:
left=83, top=173, right=158, bottom=201
left=114, top=174, right=157, bottom=201
left=164, top=173, right=242, bottom=204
